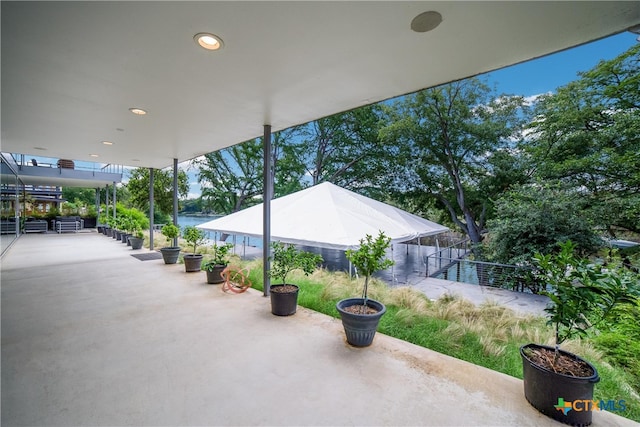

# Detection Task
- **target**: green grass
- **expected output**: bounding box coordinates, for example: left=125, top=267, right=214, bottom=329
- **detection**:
left=245, top=261, right=640, bottom=422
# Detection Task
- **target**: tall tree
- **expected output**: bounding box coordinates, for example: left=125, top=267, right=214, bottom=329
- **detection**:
left=300, top=104, right=390, bottom=197
left=485, top=182, right=602, bottom=265
left=527, top=44, right=640, bottom=234
left=195, top=128, right=307, bottom=214
left=196, top=139, right=263, bottom=215
left=126, top=168, right=189, bottom=216
left=380, top=78, right=528, bottom=247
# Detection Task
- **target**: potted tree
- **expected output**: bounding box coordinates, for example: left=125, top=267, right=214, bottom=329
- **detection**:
left=160, top=224, right=181, bottom=264
left=182, top=225, right=207, bottom=272
left=521, top=240, right=640, bottom=426
left=203, top=242, right=234, bottom=284
left=129, top=228, right=145, bottom=250
left=269, top=241, right=323, bottom=316
left=336, top=231, right=394, bottom=347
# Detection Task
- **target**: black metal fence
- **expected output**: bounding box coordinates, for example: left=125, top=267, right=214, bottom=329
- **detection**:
left=424, top=241, right=542, bottom=294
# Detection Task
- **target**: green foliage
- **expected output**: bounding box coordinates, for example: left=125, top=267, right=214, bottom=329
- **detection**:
left=204, top=242, right=234, bottom=269
left=485, top=182, right=602, bottom=265
left=126, top=168, right=189, bottom=216
left=181, top=226, right=207, bottom=254
left=161, top=224, right=180, bottom=246
left=300, top=104, right=390, bottom=196
left=346, top=231, right=394, bottom=302
left=533, top=241, right=640, bottom=347
left=379, top=78, right=529, bottom=245
left=61, top=187, right=97, bottom=206
left=269, top=241, right=323, bottom=285
left=526, top=44, right=640, bottom=235
left=114, top=204, right=149, bottom=232
left=195, top=129, right=308, bottom=215
left=196, top=139, right=264, bottom=215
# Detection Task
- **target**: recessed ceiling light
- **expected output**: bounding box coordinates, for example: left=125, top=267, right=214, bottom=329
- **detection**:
left=132, top=159, right=141, bottom=162
left=411, top=11, right=443, bottom=33
left=194, top=32, right=224, bottom=51
left=90, top=154, right=99, bottom=158
left=102, top=141, right=113, bottom=145
left=33, top=146, right=47, bottom=151
left=129, top=107, right=147, bottom=115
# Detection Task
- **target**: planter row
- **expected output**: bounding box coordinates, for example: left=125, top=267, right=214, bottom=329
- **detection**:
left=97, top=226, right=144, bottom=250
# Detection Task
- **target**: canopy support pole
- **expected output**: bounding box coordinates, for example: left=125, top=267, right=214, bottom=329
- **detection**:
left=149, top=168, right=155, bottom=250
left=112, top=181, right=116, bottom=219
left=262, top=124, right=273, bottom=297
left=391, top=244, right=396, bottom=284
left=418, top=238, right=422, bottom=275
left=173, top=158, right=178, bottom=247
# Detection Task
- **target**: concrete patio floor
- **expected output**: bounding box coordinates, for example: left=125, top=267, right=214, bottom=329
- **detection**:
left=1, top=232, right=635, bottom=426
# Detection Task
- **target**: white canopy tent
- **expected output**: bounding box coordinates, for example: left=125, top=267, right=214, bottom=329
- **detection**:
left=197, top=182, right=448, bottom=250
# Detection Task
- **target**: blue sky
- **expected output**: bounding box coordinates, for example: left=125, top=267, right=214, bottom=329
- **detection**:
left=485, top=32, right=638, bottom=97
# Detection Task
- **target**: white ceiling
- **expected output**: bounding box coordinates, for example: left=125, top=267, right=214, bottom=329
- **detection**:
left=2, top=1, right=639, bottom=170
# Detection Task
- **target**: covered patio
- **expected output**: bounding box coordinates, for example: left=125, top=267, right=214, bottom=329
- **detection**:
left=1, top=232, right=635, bottom=426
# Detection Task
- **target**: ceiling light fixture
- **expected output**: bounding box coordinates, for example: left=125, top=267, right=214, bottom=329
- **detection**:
left=194, top=32, right=224, bottom=51
left=102, top=141, right=113, bottom=145
left=90, top=154, right=99, bottom=158
left=33, top=146, right=47, bottom=151
left=129, top=107, right=147, bottom=115
left=411, top=11, right=443, bottom=33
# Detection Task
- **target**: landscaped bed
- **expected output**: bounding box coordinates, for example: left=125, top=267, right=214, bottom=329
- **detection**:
left=242, top=259, right=640, bottom=423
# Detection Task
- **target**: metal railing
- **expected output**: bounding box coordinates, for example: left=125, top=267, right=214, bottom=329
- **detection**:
left=426, top=255, right=540, bottom=293
left=423, top=239, right=542, bottom=294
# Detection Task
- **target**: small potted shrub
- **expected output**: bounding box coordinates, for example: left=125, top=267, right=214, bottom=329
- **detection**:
left=336, top=231, right=394, bottom=347
left=269, top=241, right=323, bottom=316
left=160, top=224, right=181, bottom=264
left=182, top=226, right=207, bottom=272
left=203, top=242, right=234, bottom=284
left=129, top=229, right=144, bottom=250
left=520, top=240, right=640, bottom=426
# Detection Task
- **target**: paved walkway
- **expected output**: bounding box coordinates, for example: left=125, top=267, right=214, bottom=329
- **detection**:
left=1, top=232, right=633, bottom=426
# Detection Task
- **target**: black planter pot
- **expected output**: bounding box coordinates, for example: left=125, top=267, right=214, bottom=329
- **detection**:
left=160, top=247, right=181, bottom=264
left=129, top=237, right=144, bottom=250
left=336, top=298, right=386, bottom=347
left=206, top=265, right=226, bottom=284
left=270, top=284, right=299, bottom=316
left=184, top=254, right=203, bottom=272
left=97, top=226, right=104, bottom=234
left=113, top=230, right=121, bottom=240
left=520, top=344, right=600, bottom=426
left=121, top=233, right=131, bottom=244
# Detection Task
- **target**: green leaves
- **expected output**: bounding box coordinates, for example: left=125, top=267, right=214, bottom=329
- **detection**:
left=207, top=242, right=234, bottom=267
left=181, top=226, right=207, bottom=254
left=346, top=231, right=395, bottom=301
left=533, top=240, right=640, bottom=346
left=126, top=168, right=189, bottom=217
left=379, top=78, right=529, bottom=245
left=269, top=241, right=323, bottom=285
